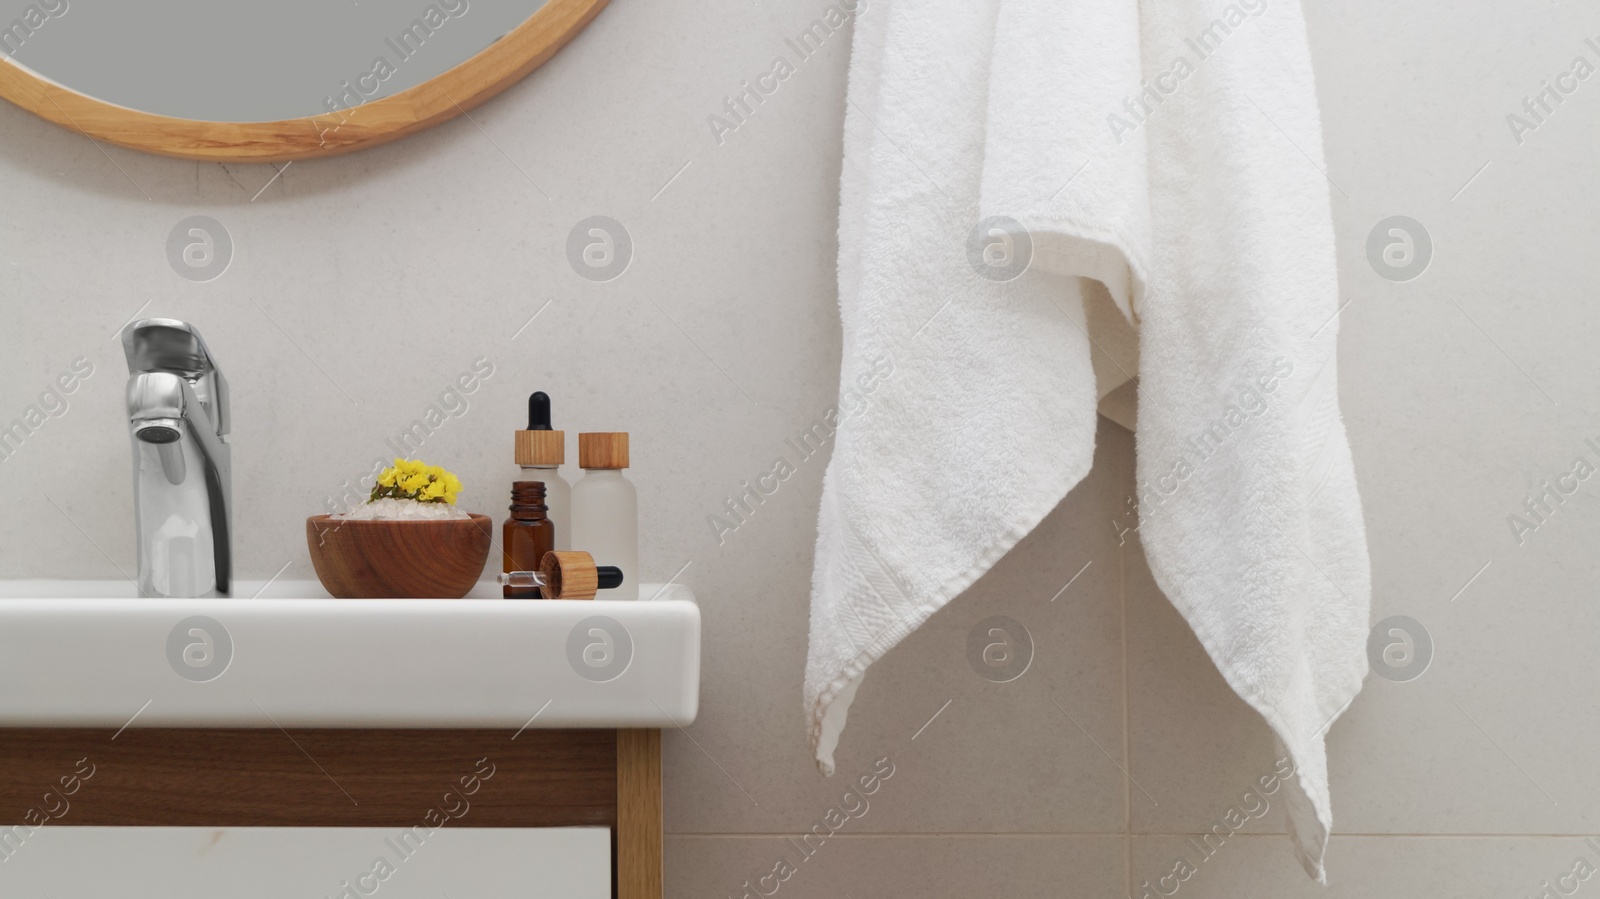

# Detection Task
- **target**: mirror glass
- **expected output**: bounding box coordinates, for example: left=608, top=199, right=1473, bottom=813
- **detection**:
left=0, top=0, right=548, bottom=122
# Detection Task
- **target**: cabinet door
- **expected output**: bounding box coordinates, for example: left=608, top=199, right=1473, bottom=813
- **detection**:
left=0, top=826, right=611, bottom=898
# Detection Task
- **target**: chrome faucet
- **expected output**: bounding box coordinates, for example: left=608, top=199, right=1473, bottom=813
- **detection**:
left=122, top=319, right=232, bottom=598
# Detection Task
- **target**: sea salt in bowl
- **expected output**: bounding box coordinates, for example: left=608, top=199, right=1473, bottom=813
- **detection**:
left=332, top=498, right=473, bottom=521
left=306, top=503, right=491, bottom=599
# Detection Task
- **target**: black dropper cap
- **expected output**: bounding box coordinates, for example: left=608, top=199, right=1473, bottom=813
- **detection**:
left=528, top=391, right=553, bottom=430
left=597, top=566, right=625, bottom=591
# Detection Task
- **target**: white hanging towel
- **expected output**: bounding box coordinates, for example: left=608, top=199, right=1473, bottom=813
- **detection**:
left=805, top=0, right=1370, bottom=881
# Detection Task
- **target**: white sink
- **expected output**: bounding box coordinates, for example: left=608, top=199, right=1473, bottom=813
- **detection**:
left=0, top=580, right=700, bottom=730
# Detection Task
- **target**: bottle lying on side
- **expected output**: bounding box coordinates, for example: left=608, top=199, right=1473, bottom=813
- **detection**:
left=497, top=550, right=624, bottom=600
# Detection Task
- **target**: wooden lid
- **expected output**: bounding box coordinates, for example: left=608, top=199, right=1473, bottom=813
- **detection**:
left=578, top=432, right=629, bottom=469
left=515, top=430, right=564, bottom=466
left=540, top=551, right=599, bottom=600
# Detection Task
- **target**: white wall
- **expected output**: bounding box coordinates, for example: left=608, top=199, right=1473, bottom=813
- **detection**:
left=1, top=0, right=1597, bottom=896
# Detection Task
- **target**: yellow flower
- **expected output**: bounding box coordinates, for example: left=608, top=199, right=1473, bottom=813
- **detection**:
left=368, top=458, right=465, bottom=505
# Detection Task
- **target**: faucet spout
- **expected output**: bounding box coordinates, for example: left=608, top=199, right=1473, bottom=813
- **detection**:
left=123, top=320, right=232, bottom=598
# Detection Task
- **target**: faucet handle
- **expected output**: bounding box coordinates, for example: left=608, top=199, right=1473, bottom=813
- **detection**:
left=122, top=319, right=229, bottom=437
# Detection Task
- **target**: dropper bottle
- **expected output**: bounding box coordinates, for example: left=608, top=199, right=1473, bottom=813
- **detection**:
left=515, top=391, right=570, bottom=549
left=497, top=551, right=626, bottom=599
left=571, top=432, right=638, bottom=600
left=502, top=481, right=554, bottom=599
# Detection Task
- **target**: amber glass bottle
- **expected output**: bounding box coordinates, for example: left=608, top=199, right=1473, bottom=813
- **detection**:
left=503, top=481, right=555, bottom=598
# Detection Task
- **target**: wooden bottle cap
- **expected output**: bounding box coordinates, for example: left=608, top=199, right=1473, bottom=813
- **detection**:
left=515, top=429, right=565, bottom=466
left=578, top=432, right=629, bottom=469
left=540, top=551, right=599, bottom=600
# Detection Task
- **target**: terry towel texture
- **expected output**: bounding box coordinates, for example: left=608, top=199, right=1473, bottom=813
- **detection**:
left=805, top=0, right=1370, bottom=881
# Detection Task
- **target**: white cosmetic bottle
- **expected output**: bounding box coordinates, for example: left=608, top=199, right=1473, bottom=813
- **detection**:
left=515, top=392, right=570, bottom=549
left=570, top=432, right=638, bottom=600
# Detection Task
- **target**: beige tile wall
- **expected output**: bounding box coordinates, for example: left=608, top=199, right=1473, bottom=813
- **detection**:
left=1, top=0, right=1597, bottom=896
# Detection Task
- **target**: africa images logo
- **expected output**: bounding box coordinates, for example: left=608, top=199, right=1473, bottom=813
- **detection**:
left=166, top=616, right=233, bottom=683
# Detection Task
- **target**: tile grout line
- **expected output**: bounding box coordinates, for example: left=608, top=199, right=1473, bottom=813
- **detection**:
left=663, top=832, right=1600, bottom=839
left=1119, top=532, right=1133, bottom=897
left=665, top=832, right=1134, bottom=839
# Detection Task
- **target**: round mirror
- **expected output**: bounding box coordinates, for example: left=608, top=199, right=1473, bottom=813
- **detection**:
left=0, top=0, right=606, bottom=161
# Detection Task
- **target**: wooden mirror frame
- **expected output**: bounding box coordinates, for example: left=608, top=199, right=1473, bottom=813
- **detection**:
left=0, top=0, right=607, bottom=163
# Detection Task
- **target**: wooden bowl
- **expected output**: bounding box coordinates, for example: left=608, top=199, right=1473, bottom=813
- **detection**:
left=305, top=513, right=493, bottom=599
